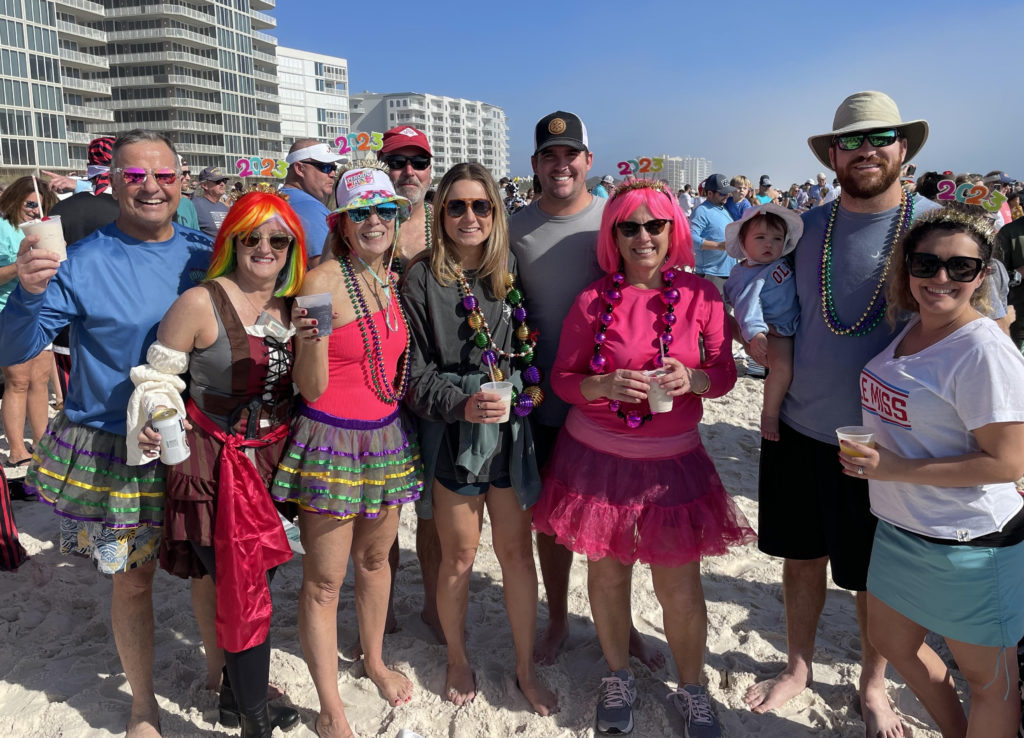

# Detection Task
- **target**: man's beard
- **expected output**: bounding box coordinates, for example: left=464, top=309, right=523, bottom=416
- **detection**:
left=836, top=154, right=901, bottom=200
left=396, top=177, right=427, bottom=206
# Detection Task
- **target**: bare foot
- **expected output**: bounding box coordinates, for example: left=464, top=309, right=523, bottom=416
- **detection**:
left=516, top=671, right=559, bottom=716
left=629, top=626, right=666, bottom=671
left=444, top=663, right=476, bottom=706
left=743, top=666, right=812, bottom=713
left=366, top=663, right=413, bottom=706
left=761, top=413, right=780, bottom=442
left=533, top=620, right=568, bottom=665
left=266, top=681, right=285, bottom=701
left=126, top=700, right=161, bottom=738
left=420, top=608, right=446, bottom=644
left=315, top=710, right=355, bottom=738
left=860, top=689, right=904, bottom=738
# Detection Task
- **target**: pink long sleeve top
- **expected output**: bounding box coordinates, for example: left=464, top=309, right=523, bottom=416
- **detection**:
left=552, top=272, right=736, bottom=457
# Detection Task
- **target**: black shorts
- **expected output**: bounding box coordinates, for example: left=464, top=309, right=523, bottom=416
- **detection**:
left=757, top=420, right=877, bottom=591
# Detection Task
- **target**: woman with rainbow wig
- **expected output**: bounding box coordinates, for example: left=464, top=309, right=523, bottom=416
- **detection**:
left=130, top=190, right=308, bottom=737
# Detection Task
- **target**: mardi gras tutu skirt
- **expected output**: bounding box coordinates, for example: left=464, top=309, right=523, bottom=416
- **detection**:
left=271, top=405, right=422, bottom=520
left=533, top=429, right=755, bottom=567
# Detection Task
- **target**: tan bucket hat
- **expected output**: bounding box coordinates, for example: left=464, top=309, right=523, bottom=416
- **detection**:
left=807, top=91, right=928, bottom=170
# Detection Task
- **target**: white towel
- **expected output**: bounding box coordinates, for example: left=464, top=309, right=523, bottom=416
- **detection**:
left=125, top=342, right=189, bottom=467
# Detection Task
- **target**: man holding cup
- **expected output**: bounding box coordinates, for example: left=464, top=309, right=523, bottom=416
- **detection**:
left=0, top=129, right=211, bottom=737
left=744, top=91, right=938, bottom=737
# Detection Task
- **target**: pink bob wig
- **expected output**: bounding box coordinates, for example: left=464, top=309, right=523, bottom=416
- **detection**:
left=206, top=191, right=307, bottom=297
left=596, top=180, right=694, bottom=274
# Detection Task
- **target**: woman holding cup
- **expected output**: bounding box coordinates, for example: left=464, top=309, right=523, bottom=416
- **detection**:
left=532, top=179, right=755, bottom=735
left=401, top=162, right=555, bottom=714
left=0, top=177, right=58, bottom=467
left=838, top=209, right=1024, bottom=736
left=130, top=190, right=307, bottom=737
left=270, top=164, right=422, bottom=736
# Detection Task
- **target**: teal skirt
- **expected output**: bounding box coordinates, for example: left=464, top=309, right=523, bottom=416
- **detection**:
left=867, top=520, right=1024, bottom=647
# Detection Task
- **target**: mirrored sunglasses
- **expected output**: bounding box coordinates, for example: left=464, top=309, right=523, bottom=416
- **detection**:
left=833, top=129, right=900, bottom=151
left=348, top=203, right=399, bottom=223
left=117, top=167, right=178, bottom=185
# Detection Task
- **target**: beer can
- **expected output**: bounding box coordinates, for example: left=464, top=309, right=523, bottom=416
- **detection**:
left=151, top=407, right=190, bottom=465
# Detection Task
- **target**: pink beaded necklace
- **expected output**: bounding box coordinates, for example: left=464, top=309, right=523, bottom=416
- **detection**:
left=589, top=267, right=682, bottom=429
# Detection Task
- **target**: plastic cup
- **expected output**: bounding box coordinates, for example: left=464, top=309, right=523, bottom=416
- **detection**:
left=836, top=425, right=876, bottom=457
left=20, top=215, right=67, bottom=261
left=644, top=369, right=673, bottom=414
left=481, top=381, right=512, bottom=422
left=295, top=292, right=334, bottom=337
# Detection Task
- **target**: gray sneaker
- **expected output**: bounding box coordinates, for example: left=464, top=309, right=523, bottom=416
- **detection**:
left=670, top=684, right=721, bottom=738
left=595, top=669, right=637, bottom=734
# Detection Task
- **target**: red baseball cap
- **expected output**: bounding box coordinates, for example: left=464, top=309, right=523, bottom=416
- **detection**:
left=380, top=126, right=432, bottom=156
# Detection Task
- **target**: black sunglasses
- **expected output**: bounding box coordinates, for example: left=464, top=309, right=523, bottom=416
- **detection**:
left=24, top=200, right=39, bottom=210
left=384, top=154, right=431, bottom=171
left=302, top=160, right=336, bottom=175
left=833, top=129, right=900, bottom=151
left=615, top=219, right=671, bottom=238
left=444, top=199, right=493, bottom=218
left=241, top=233, right=294, bottom=251
left=906, top=252, right=986, bottom=283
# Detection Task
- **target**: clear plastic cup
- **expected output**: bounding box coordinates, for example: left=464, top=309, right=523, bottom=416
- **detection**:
left=836, top=425, right=876, bottom=457
left=481, top=380, right=512, bottom=422
left=295, top=292, right=334, bottom=337
left=644, top=369, right=673, bottom=414
left=20, top=215, right=67, bottom=261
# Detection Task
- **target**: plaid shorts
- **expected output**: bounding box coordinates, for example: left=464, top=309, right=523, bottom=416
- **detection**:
left=59, top=517, right=161, bottom=574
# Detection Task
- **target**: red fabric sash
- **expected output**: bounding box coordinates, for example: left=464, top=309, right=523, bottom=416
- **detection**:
left=186, top=398, right=292, bottom=653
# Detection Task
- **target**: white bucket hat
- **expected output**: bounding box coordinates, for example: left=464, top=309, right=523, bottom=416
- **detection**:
left=724, top=203, right=804, bottom=261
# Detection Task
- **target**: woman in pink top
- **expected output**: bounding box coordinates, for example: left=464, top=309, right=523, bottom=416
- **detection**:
left=533, top=180, right=755, bottom=736
left=271, top=166, right=422, bottom=737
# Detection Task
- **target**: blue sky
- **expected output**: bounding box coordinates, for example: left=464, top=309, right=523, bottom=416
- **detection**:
left=275, top=1, right=1024, bottom=187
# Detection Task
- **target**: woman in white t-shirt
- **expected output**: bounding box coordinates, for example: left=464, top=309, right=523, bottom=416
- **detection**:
left=839, top=209, right=1024, bottom=737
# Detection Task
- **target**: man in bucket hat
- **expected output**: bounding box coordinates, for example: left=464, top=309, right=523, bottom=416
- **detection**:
left=744, top=91, right=938, bottom=736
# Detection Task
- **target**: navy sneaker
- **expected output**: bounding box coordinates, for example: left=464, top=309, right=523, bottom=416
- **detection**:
left=596, top=669, right=637, bottom=735
left=669, top=684, right=721, bottom=738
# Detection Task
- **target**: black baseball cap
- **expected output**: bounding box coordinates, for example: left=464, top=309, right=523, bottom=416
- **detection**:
left=704, top=173, right=736, bottom=194
left=759, top=175, right=772, bottom=187
left=534, top=111, right=589, bottom=154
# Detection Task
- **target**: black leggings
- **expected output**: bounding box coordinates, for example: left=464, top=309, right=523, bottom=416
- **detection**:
left=191, top=542, right=276, bottom=714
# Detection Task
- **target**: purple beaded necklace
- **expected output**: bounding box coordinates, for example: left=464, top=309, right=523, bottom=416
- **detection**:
left=589, top=267, right=681, bottom=429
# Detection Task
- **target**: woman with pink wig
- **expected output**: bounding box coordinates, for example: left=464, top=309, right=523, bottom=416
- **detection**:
left=533, top=179, right=755, bottom=736
left=132, top=190, right=307, bottom=737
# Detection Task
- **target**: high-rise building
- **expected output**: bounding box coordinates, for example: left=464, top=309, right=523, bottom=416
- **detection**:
left=0, top=0, right=282, bottom=178
left=350, top=91, right=509, bottom=180
left=681, top=156, right=712, bottom=190
left=277, top=46, right=349, bottom=149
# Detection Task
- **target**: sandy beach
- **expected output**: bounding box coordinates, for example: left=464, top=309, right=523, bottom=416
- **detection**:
left=0, top=376, right=951, bottom=737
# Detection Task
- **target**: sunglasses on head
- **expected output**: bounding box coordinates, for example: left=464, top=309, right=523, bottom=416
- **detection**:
left=241, top=232, right=293, bottom=251
left=906, top=252, right=986, bottom=282
left=615, top=219, right=671, bottom=238
left=302, top=160, right=336, bottom=175
left=347, top=203, right=399, bottom=223
left=833, top=128, right=900, bottom=151
left=117, top=167, right=178, bottom=185
left=444, top=199, right=493, bottom=218
left=384, top=154, right=431, bottom=171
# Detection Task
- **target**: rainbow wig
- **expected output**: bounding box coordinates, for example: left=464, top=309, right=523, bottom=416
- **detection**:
left=206, top=191, right=307, bottom=297
left=596, top=180, right=694, bottom=274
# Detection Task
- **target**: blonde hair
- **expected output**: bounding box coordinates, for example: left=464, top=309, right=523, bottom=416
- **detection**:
left=429, top=162, right=509, bottom=299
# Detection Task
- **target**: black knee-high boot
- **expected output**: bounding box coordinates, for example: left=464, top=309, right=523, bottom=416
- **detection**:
left=220, top=667, right=300, bottom=731
left=240, top=703, right=273, bottom=738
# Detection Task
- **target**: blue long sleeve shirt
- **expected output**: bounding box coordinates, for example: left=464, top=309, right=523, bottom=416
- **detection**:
left=0, top=223, right=211, bottom=434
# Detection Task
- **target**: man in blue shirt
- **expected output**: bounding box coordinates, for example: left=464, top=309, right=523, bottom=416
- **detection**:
left=689, top=173, right=737, bottom=295
left=0, top=129, right=211, bottom=737
left=280, top=139, right=342, bottom=268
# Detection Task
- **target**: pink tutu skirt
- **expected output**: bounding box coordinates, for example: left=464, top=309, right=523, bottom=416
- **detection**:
left=533, top=430, right=755, bottom=566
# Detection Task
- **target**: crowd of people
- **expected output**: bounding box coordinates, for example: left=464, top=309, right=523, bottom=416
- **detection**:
left=0, top=88, right=1023, bottom=738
